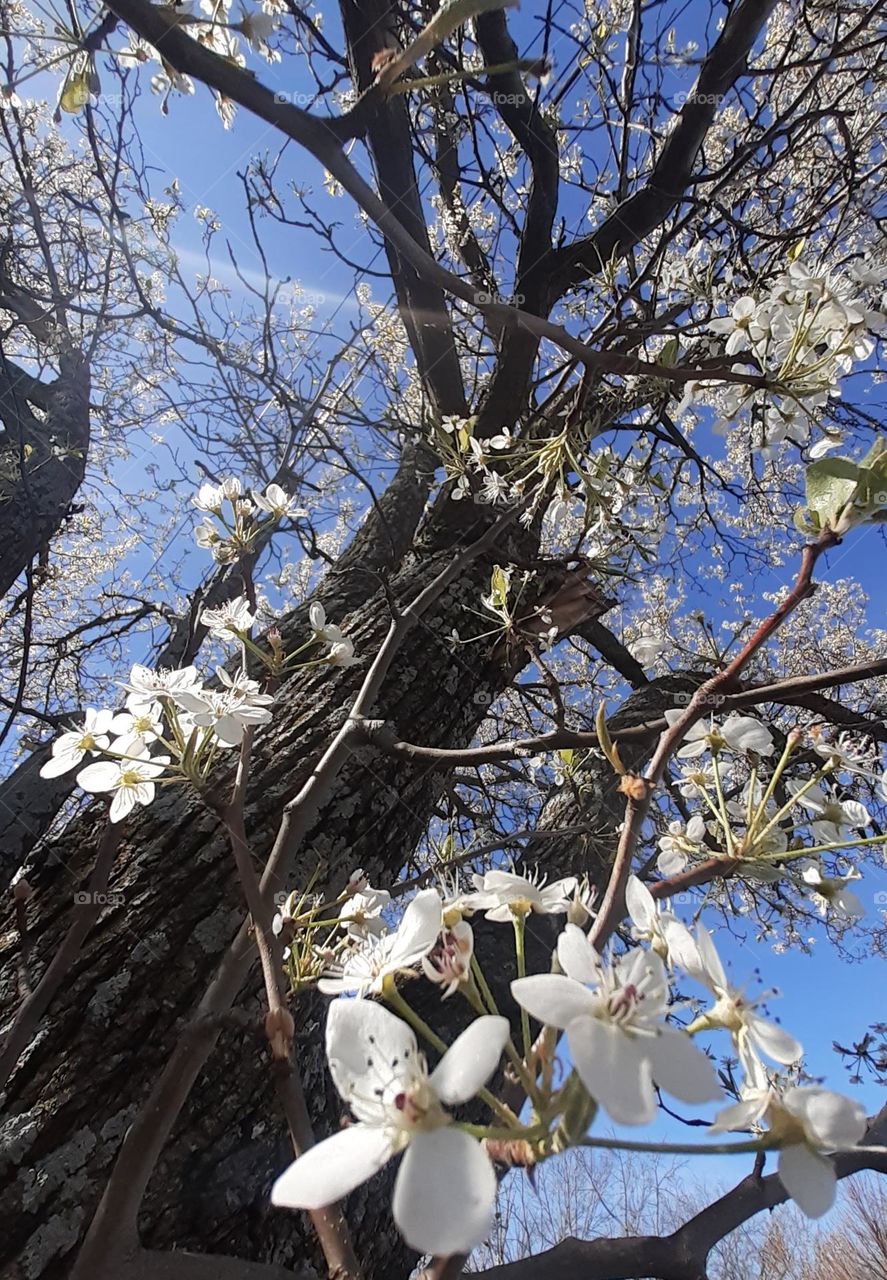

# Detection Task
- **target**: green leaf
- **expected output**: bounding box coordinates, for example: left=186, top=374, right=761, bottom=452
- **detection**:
left=58, top=51, right=92, bottom=115
left=858, top=437, right=887, bottom=470
left=488, top=564, right=509, bottom=610
left=853, top=467, right=887, bottom=513
left=59, top=68, right=90, bottom=113
left=804, top=458, right=859, bottom=522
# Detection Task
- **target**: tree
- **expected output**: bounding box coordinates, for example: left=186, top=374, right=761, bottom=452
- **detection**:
left=1, top=0, right=887, bottom=1278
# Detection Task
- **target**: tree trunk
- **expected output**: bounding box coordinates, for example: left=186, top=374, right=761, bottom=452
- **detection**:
left=0, top=348, right=90, bottom=600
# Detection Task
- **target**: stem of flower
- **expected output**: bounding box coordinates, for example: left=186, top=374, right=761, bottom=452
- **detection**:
left=512, top=914, right=531, bottom=1063
left=579, top=1134, right=776, bottom=1157
left=712, top=757, right=735, bottom=858
left=470, top=953, right=500, bottom=1014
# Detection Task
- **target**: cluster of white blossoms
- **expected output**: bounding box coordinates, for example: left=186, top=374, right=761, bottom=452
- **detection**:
left=271, top=860, right=870, bottom=1251
left=37, top=480, right=357, bottom=821
left=38, top=662, right=273, bottom=820
left=192, top=477, right=306, bottom=563
left=433, top=414, right=635, bottom=549
left=686, top=258, right=887, bottom=455
left=653, top=711, right=881, bottom=922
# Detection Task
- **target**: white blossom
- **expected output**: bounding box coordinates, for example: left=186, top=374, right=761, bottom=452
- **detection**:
left=422, top=920, right=474, bottom=997
left=122, top=664, right=202, bottom=710
left=787, top=780, right=871, bottom=845
left=657, top=814, right=707, bottom=876
left=624, top=876, right=697, bottom=970
left=252, top=481, right=303, bottom=517
left=629, top=635, right=668, bottom=665
left=40, top=708, right=114, bottom=779
left=309, top=601, right=340, bottom=642
left=174, top=668, right=273, bottom=747
left=665, top=711, right=775, bottom=759
left=76, top=747, right=170, bottom=823
left=327, top=636, right=358, bottom=667
left=201, top=595, right=256, bottom=640
left=465, top=867, right=578, bottom=922
left=340, top=884, right=391, bottom=939
left=193, top=477, right=241, bottom=512
left=685, top=927, right=802, bottom=1075
left=677, top=762, right=730, bottom=800
left=798, top=863, right=864, bottom=919
left=512, top=926, right=721, bottom=1125
left=318, top=889, right=442, bottom=995
left=107, top=696, right=164, bottom=752
left=272, top=999, right=508, bottom=1254
left=712, top=1077, right=867, bottom=1218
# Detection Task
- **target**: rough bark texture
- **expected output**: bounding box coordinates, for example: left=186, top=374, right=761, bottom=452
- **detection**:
left=0, top=348, right=90, bottom=600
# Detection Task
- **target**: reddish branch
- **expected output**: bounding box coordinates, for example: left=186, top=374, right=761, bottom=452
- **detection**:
left=590, top=530, right=839, bottom=947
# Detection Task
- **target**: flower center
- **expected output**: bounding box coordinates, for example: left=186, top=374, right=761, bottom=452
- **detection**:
left=392, top=1081, right=446, bottom=1132
left=607, top=982, right=641, bottom=1023
left=79, top=734, right=96, bottom=752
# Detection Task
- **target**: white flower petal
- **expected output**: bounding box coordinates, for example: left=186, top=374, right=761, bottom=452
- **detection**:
left=326, top=999, right=418, bottom=1121
left=746, top=1012, right=801, bottom=1066
left=510, top=974, right=596, bottom=1029
left=786, top=1087, right=867, bottom=1150
left=686, top=814, right=707, bottom=843
left=392, top=1128, right=496, bottom=1255
left=841, top=800, right=870, bottom=829
left=272, top=1123, right=392, bottom=1209
left=76, top=761, right=121, bottom=792
left=625, top=876, right=655, bottom=932
left=777, top=1144, right=837, bottom=1218
left=722, top=715, right=774, bottom=756
left=567, top=1015, right=655, bottom=1125
left=691, top=926, right=727, bottom=992
left=556, top=923, right=600, bottom=985
left=390, top=889, right=443, bottom=968
left=710, top=1094, right=769, bottom=1134
left=647, top=1028, right=722, bottom=1105
left=109, top=787, right=138, bottom=824
left=429, top=1015, right=509, bottom=1105
left=40, top=751, right=79, bottom=778
left=662, top=919, right=700, bottom=975
left=657, top=848, right=687, bottom=877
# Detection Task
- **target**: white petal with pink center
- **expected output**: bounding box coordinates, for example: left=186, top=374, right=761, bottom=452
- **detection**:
left=272, top=999, right=508, bottom=1254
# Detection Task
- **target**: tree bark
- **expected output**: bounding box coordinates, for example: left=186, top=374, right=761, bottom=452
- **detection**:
left=0, top=348, right=90, bottom=600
